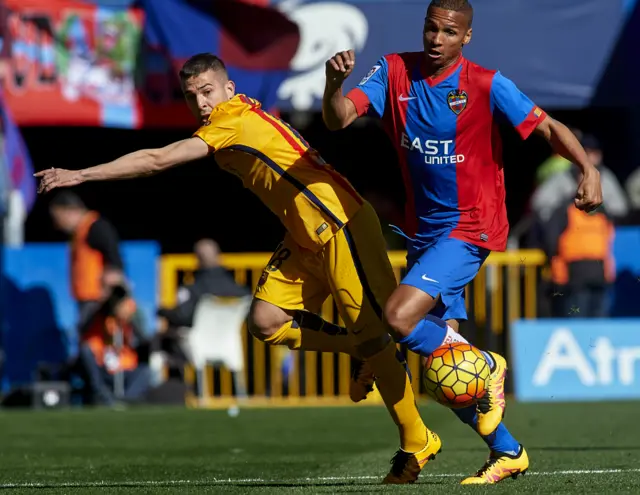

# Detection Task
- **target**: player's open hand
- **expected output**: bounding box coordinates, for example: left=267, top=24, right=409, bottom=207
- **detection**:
left=34, top=168, right=84, bottom=194
left=326, top=50, right=355, bottom=88
left=575, top=167, right=603, bottom=213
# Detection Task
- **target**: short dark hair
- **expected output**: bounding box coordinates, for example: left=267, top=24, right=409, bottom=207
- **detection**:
left=49, top=190, right=85, bottom=210
left=429, top=0, right=473, bottom=26
left=179, top=53, right=228, bottom=81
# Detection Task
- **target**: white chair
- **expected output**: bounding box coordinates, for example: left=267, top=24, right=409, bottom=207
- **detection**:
left=182, top=295, right=252, bottom=403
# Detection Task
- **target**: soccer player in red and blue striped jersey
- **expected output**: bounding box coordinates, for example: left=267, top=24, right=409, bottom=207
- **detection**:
left=323, top=0, right=602, bottom=484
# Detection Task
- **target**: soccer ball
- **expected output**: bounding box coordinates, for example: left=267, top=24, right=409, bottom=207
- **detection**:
left=423, top=342, right=490, bottom=408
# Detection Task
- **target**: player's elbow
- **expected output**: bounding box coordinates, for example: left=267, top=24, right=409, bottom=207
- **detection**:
left=322, top=111, right=348, bottom=132
left=322, top=99, right=357, bottom=131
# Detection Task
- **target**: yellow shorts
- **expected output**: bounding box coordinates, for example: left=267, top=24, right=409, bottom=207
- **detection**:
left=254, top=201, right=397, bottom=345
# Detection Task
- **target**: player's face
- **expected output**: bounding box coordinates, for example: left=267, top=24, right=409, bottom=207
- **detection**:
left=182, top=70, right=236, bottom=125
left=423, top=7, right=472, bottom=70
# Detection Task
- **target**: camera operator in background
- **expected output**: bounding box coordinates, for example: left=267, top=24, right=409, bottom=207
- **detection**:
left=77, top=268, right=151, bottom=407
left=48, top=191, right=124, bottom=332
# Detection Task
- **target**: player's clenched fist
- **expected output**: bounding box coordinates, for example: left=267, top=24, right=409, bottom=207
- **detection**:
left=575, top=168, right=603, bottom=214
left=326, top=50, right=355, bottom=88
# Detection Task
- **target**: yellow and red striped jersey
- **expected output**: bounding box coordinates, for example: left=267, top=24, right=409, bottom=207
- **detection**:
left=194, top=94, right=364, bottom=251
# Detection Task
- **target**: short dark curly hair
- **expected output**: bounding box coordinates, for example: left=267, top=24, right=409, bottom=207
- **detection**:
left=428, top=0, right=473, bottom=26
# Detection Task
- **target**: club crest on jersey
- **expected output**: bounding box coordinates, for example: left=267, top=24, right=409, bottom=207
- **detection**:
left=359, top=65, right=380, bottom=86
left=447, top=90, right=468, bottom=115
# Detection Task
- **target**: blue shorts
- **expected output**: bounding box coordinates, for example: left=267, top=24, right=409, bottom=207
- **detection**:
left=402, top=237, right=490, bottom=321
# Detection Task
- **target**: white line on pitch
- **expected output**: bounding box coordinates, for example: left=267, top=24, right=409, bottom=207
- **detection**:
left=0, top=468, right=638, bottom=488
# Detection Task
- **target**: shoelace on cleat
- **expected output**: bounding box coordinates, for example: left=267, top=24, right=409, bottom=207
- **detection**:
left=476, top=391, right=493, bottom=414
left=475, top=456, right=501, bottom=477
left=388, top=450, right=412, bottom=476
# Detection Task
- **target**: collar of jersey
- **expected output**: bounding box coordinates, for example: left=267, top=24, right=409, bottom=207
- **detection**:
left=421, top=55, right=464, bottom=87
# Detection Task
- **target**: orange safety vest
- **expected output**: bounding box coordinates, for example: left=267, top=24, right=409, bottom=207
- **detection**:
left=83, top=298, right=139, bottom=374
left=71, top=211, right=103, bottom=301
left=551, top=206, right=615, bottom=285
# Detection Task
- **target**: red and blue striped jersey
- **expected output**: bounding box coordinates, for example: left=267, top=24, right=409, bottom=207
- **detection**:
left=347, top=53, right=547, bottom=252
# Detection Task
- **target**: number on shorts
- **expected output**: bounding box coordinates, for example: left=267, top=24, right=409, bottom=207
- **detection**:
left=266, top=244, right=291, bottom=272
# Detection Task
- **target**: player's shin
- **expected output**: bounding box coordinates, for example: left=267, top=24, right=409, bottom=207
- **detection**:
left=451, top=406, right=520, bottom=455
left=365, top=338, right=427, bottom=452
left=264, top=314, right=357, bottom=356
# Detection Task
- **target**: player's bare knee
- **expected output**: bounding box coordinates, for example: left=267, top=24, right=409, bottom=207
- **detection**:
left=384, top=301, right=421, bottom=338
left=385, top=288, right=437, bottom=339
left=247, top=299, right=292, bottom=342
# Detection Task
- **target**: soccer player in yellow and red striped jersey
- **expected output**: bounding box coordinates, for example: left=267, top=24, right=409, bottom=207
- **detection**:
left=36, top=53, right=441, bottom=483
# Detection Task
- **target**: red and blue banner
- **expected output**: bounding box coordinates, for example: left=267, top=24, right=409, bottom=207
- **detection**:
left=1, top=0, right=299, bottom=128
left=138, top=0, right=299, bottom=127
left=0, top=0, right=636, bottom=127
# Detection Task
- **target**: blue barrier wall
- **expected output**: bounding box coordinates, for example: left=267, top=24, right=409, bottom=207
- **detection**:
left=611, top=227, right=640, bottom=317
left=511, top=319, right=640, bottom=402
left=1, top=242, right=159, bottom=390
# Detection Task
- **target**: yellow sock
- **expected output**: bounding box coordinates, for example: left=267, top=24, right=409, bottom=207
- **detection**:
left=368, top=340, right=427, bottom=452
left=265, top=320, right=357, bottom=356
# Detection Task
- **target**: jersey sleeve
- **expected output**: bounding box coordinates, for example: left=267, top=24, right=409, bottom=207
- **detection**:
left=490, top=72, right=547, bottom=139
left=193, top=110, right=241, bottom=151
left=345, top=57, right=389, bottom=119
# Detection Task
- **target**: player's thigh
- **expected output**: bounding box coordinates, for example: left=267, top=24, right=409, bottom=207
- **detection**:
left=401, top=237, right=490, bottom=322
left=254, top=234, right=330, bottom=316
left=322, top=202, right=397, bottom=347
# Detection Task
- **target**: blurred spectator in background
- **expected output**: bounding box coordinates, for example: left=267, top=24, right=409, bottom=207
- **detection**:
left=624, top=167, right=640, bottom=224
left=157, top=238, right=250, bottom=329
left=543, top=196, right=615, bottom=318
left=49, top=191, right=124, bottom=330
left=155, top=239, right=250, bottom=377
left=532, top=134, right=629, bottom=224
left=533, top=127, right=582, bottom=187
left=77, top=270, right=150, bottom=406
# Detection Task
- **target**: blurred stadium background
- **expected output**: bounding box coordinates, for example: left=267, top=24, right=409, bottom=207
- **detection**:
left=0, top=0, right=639, bottom=490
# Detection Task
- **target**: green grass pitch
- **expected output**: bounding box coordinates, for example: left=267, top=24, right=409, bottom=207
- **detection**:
left=0, top=401, right=638, bottom=494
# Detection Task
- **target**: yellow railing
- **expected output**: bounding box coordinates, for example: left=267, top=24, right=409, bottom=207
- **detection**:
left=160, top=250, right=546, bottom=407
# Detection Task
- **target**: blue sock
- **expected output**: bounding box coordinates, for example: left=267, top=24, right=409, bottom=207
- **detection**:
left=451, top=406, right=520, bottom=455
left=481, top=351, right=495, bottom=370
left=396, top=315, right=448, bottom=358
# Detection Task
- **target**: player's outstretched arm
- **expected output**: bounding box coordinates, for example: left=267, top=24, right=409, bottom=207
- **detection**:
left=322, top=50, right=359, bottom=131
left=534, top=117, right=603, bottom=213
left=35, top=137, right=209, bottom=194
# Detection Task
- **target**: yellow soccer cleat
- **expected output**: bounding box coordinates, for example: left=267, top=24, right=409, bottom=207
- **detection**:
left=382, top=429, right=442, bottom=484
left=476, top=351, right=507, bottom=436
left=350, top=358, right=375, bottom=402
left=460, top=445, right=529, bottom=484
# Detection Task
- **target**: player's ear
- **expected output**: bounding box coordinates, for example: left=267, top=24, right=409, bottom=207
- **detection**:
left=462, top=28, right=472, bottom=47
left=225, top=79, right=236, bottom=99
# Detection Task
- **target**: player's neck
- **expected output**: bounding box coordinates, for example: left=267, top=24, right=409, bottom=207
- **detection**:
left=423, top=53, right=462, bottom=79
